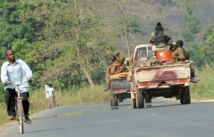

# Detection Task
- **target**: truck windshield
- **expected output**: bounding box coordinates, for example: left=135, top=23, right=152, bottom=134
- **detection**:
left=139, top=47, right=153, bottom=58
left=134, top=46, right=153, bottom=61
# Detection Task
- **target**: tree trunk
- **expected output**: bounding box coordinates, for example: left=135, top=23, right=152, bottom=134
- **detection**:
left=75, top=36, right=95, bottom=86
left=126, top=32, right=130, bottom=58
left=73, top=0, right=95, bottom=87
left=79, top=59, right=95, bottom=86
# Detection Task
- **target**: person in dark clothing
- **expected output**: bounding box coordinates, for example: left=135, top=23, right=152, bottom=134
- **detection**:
left=149, top=22, right=171, bottom=51
left=175, top=40, right=200, bottom=83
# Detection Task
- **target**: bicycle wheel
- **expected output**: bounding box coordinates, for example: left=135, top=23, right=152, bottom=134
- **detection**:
left=17, top=100, right=24, bottom=134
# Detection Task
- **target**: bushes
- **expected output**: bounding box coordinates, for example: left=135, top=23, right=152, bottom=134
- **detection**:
left=190, top=63, right=214, bottom=99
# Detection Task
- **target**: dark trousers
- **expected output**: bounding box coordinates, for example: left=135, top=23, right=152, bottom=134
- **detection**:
left=5, top=88, right=30, bottom=117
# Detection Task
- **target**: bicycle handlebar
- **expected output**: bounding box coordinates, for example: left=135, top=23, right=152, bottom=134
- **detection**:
left=12, top=81, right=28, bottom=88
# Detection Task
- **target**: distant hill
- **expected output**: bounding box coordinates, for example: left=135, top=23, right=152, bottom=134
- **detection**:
left=108, top=0, right=214, bottom=52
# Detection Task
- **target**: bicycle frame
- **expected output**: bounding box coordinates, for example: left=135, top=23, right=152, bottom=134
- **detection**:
left=13, top=83, right=25, bottom=134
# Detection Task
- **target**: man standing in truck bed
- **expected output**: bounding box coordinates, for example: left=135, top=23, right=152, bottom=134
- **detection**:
left=149, top=22, right=171, bottom=51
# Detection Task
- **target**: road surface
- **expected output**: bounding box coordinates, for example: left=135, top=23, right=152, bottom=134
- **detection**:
left=1, top=98, right=214, bottom=137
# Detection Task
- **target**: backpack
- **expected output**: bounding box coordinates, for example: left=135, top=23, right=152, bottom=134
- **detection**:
left=154, top=30, right=165, bottom=45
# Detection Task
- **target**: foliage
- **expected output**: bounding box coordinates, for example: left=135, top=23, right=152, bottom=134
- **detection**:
left=182, top=0, right=200, bottom=42
left=29, top=0, right=115, bottom=87
left=203, top=24, right=214, bottom=45
left=0, top=0, right=212, bottom=92
left=116, top=16, right=144, bottom=37
left=0, top=1, right=42, bottom=48
left=189, top=24, right=214, bottom=67
left=0, top=91, right=4, bottom=103
left=0, top=0, right=117, bottom=89
left=0, top=84, right=109, bottom=126
left=111, top=0, right=145, bottom=58
left=191, top=63, right=214, bottom=99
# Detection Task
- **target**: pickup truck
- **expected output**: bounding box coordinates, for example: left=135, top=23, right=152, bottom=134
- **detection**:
left=129, top=44, right=191, bottom=108
left=109, top=72, right=131, bottom=108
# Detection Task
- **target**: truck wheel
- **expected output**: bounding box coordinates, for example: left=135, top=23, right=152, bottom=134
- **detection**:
left=110, top=94, right=118, bottom=107
left=136, top=88, right=144, bottom=108
left=180, top=87, right=191, bottom=104
left=132, top=99, right=136, bottom=108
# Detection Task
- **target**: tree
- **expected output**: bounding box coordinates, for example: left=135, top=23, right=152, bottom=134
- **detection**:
left=21, top=0, right=115, bottom=87
left=0, top=0, right=45, bottom=89
left=182, top=0, right=200, bottom=42
left=107, top=0, right=145, bottom=58
left=189, top=25, right=214, bottom=67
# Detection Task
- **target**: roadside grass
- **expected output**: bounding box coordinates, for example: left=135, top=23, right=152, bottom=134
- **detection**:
left=190, top=64, right=214, bottom=99
left=0, top=85, right=109, bottom=126
left=0, top=64, right=214, bottom=127
left=0, top=103, right=7, bottom=127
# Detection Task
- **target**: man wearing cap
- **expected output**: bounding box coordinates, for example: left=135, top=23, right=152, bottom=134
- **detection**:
left=149, top=22, right=171, bottom=51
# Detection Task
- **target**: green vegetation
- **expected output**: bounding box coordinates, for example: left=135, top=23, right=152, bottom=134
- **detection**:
left=0, top=0, right=213, bottom=128
left=0, top=85, right=110, bottom=126
left=182, top=0, right=200, bottom=42
left=181, top=1, right=213, bottom=67
left=1, top=63, right=214, bottom=126
left=191, top=64, right=214, bottom=99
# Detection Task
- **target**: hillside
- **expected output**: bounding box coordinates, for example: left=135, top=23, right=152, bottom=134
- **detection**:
left=103, top=0, right=214, bottom=52
left=0, top=0, right=213, bottom=90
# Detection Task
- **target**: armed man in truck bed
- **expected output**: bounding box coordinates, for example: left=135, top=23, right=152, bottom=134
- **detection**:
left=104, top=52, right=127, bottom=91
left=149, top=22, right=171, bottom=51
left=170, top=40, right=200, bottom=83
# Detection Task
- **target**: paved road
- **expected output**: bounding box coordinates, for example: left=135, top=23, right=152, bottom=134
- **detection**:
left=1, top=98, right=214, bottom=137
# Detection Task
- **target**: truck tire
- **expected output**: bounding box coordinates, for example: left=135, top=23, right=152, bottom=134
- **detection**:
left=136, top=88, right=144, bottom=108
left=180, top=87, right=191, bottom=104
left=132, top=99, right=137, bottom=108
left=110, top=94, right=118, bottom=107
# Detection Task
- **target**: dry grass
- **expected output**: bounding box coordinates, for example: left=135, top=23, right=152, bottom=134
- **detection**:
left=0, top=103, right=7, bottom=127
left=190, top=64, right=214, bottom=99
left=1, top=64, right=214, bottom=126
left=0, top=85, right=109, bottom=126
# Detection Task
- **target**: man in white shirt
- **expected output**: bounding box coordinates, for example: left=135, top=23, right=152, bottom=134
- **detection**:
left=1, top=50, right=33, bottom=123
left=45, top=82, right=50, bottom=108
left=47, top=83, right=55, bottom=108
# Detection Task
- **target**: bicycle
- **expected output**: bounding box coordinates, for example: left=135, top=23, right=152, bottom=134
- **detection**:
left=13, top=82, right=27, bottom=134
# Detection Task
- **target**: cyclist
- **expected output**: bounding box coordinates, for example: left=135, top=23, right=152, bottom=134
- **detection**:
left=1, top=49, right=33, bottom=123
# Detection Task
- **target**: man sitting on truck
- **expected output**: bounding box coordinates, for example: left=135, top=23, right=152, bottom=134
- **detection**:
left=170, top=40, right=200, bottom=83
left=104, top=52, right=127, bottom=91
left=149, top=22, right=171, bottom=51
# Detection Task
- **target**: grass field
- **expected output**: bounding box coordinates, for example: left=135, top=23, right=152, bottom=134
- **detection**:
left=190, top=64, right=214, bottom=99
left=0, top=64, right=213, bottom=127
left=0, top=85, right=110, bottom=127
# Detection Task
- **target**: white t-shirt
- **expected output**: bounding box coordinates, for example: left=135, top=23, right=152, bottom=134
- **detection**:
left=45, top=84, right=49, bottom=99
left=48, top=87, right=54, bottom=97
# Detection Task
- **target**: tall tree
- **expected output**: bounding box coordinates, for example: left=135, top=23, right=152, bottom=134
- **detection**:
left=22, top=0, right=115, bottom=87
left=182, top=0, right=200, bottom=42
left=113, top=1, right=144, bottom=58
left=192, top=25, right=214, bottom=66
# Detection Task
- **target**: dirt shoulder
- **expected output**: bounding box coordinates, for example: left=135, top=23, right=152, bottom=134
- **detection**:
left=0, top=121, right=16, bottom=136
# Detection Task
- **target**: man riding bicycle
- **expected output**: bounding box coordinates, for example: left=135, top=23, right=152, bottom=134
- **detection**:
left=1, top=50, right=33, bottom=123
